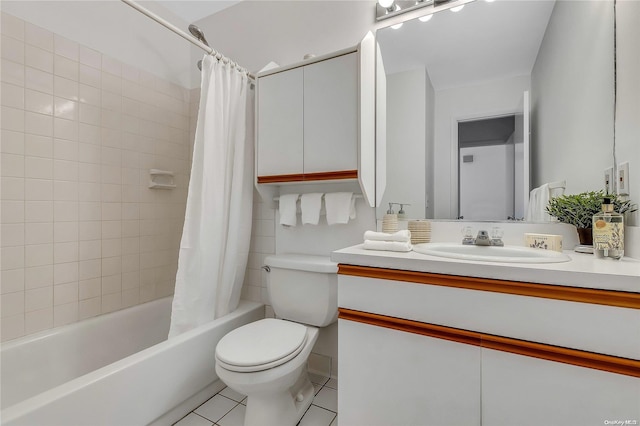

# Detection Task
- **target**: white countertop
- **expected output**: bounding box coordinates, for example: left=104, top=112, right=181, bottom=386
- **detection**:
left=331, top=244, right=640, bottom=293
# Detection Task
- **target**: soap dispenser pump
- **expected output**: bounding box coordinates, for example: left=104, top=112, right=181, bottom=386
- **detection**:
left=382, top=203, right=398, bottom=233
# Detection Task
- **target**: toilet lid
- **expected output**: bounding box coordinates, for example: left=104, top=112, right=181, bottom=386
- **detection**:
left=216, top=319, right=308, bottom=373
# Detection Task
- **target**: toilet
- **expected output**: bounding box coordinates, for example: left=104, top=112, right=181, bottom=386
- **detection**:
left=214, top=254, right=338, bottom=426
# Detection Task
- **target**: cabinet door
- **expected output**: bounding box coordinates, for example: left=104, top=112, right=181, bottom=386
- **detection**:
left=257, top=68, right=304, bottom=177
left=303, top=53, right=358, bottom=174
left=339, top=319, right=481, bottom=426
left=482, top=348, right=640, bottom=426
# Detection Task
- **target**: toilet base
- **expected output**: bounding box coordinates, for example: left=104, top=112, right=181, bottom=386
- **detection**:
left=244, top=372, right=315, bottom=426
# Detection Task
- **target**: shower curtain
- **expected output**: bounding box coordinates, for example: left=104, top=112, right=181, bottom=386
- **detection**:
left=169, top=55, right=254, bottom=337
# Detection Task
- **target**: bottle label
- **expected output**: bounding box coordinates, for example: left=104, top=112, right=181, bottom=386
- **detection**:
left=593, top=220, right=624, bottom=250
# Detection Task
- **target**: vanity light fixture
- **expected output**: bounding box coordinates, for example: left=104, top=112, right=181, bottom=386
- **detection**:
left=376, top=0, right=474, bottom=26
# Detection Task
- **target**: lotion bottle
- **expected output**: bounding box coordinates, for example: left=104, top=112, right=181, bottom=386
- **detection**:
left=593, top=197, right=624, bottom=260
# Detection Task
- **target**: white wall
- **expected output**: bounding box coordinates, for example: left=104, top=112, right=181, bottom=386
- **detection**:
left=377, top=68, right=428, bottom=220
left=0, top=1, right=195, bottom=88
left=433, top=75, right=531, bottom=219
left=531, top=0, right=614, bottom=197
left=615, top=0, right=639, bottom=228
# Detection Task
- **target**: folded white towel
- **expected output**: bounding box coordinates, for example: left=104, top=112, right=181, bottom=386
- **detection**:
left=363, top=240, right=412, bottom=252
left=301, top=193, right=323, bottom=225
left=324, top=192, right=356, bottom=225
left=278, top=194, right=298, bottom=227
left=364, top=230, right=411, bottom=242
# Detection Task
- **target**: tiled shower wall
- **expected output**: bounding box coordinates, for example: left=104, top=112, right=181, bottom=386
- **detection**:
left=0, top=13, right=191, bottom=341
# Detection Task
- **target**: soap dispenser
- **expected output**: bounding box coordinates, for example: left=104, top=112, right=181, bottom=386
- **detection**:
left=593, top=197, right=624, bottom=260
left=382, top=203, right=398, bottom=233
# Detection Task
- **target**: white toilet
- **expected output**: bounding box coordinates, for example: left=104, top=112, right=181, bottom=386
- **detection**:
left=215, top=254, right=338, bottom=426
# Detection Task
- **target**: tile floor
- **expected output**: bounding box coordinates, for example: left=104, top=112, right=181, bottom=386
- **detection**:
left=174, top=373, right=337, bottom=426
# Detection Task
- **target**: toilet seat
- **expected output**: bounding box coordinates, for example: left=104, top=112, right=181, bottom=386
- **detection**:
left=216, top=319, right=308, bottom=373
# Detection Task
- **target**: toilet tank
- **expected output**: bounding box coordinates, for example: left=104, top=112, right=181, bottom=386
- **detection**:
left=264, top=254, right=338, bottom=327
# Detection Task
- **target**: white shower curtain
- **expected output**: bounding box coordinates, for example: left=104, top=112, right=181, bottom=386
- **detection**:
left=168, top=55, right=254, bottom=337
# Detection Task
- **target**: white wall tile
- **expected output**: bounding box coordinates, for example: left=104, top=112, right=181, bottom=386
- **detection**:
left=78, top=296, right=101, bottom=319
left=79, top=64, right=101, bottom=88
left=54, top=281, right=78, bottom=305
left=1, top=290, right=25, bottom=317
left=2, top=36, right=24, bottom=64
left=25, top=67, right=53, bottom=94
left=79, top=259, right=101, bottom=280
left=2, top=106, right=25, bottom=132
left=25, top=222, right=53, bottom=245
left=79, top=277, right=100, bottom=300
left=1, top=313, right=25, bottom=341
left=54, top=35, right=78, bottom=61
left=2, top=82, right=25, bottom=109
left=1, top=130, right=25, bottom=155
left=101, top=291, right=121, bottom=313
left=1, top=153, right=24, bottom=177
left=54, top=301, right=78, bottom=326
left=54, top=98, right=78, bottom=120
left=78, top=46, right=100, bottom=69
left=1, top=177, right=24, bottom=200
left=79, top=221, right=101, bottom=241
left=54, top=159, right=79, bottom=181
left=54, top=241, right=78, bottom=264
left=54, top=180, right=78, bottom=201
left=79, top=202, right=101, bottom=221
left=25, top=134, right=53, bottom=158
left=79, top=182, right=101, bottom=202
left=54, top=261, right=78, bottom=285
left=25, top=45, right=53, bottom=73
left=54, top=76, right=78, bottom=101
left=79, top=84, right=100, bottom=106
left=2, top=59, right=25, bottom=87
left=25, top=111, right=53, bottom=136
left=1, top=200, right=25, bottom=224
left=1, top=246, right=25, bottom=270
left=54, top=220, right=79, bottom=243
left=25, top=22, right=53, bottom=51
left=101, top=273, right=121, bottom=295
left=25, top=178, right=53, bottom=200
left=53, top=139, right=78, bottom=161
left=52, top=201, right=78, bottom=222
left=2, top=13, right=25, bottom=41
left=53, top=117, right=78, bottom=141
left=54, top=55, right=78, bottom=81
left=25, top=156, right=53, bottom=179
left=102, top=239, right=121, bottom=259
left=79, top=239, right=101, bottom=261
left=25, top=201, right=52, bottom=222
left=25, top=286, right=52, bottom=311
left=25, top=243, right=53, bottom=267
left=25, top=307, right=53, bottom=334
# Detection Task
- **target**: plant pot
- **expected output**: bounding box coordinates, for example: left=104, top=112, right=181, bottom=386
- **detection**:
left=576, top=227, right=593, bottom=246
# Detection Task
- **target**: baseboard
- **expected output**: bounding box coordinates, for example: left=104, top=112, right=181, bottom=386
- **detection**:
left=148, top=380, right=226, bottom=426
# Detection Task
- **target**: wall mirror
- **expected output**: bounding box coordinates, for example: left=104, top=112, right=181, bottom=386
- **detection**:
left=375, top=0, right=615, bottom=221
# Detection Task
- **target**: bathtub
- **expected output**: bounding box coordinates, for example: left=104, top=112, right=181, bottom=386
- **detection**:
left=0, top=297, right=264, bottom=426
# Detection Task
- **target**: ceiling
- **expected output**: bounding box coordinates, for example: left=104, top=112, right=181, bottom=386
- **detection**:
left=377, top=0, right=556, bottom=90
left=157, top=0, right=242, bottom=24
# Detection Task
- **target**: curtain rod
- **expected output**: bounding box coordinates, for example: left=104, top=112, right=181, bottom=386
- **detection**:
left=119, top=0, right=255, bottom=80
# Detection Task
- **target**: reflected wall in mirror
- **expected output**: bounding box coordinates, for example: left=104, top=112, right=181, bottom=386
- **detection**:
left=376, top=0, right=614, bottom=221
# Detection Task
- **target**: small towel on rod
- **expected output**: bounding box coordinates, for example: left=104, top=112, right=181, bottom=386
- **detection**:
left=301, top=193, right=323, bottom=225
left=324, top=192, right=356, bottom=225
left=363, top=240, right=412, bottom=252
left=525, top=184, right=552, bottom=222
left=279, top=193, right=298, bottom=227
left=364, top=230, right=411, bottom=242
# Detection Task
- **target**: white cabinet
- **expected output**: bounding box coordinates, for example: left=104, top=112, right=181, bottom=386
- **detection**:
left=303, top=53, right=358, bottom=174
left=482, top=349, right=640, bottom=426
left=339, top=319, right=481, bottom=426
left=256, top=52, right=358, bottom=180
left=256, top=67, right=304, bottom=177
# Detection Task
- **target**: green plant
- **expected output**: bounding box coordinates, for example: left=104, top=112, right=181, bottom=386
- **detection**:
left=546, top=190, right=637, bottom=229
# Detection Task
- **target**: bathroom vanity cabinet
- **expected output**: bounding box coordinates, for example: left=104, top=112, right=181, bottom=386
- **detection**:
left=332, top=247, right=640, bottom=426
left=255, top=33, right=379, bottom=207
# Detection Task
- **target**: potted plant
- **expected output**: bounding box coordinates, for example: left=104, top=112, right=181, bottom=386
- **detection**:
left=546, top=190, right=637, bottom=246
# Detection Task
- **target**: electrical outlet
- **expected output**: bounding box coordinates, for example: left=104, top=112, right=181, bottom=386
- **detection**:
left=618, top=162, right=630, bottom=195
left=604, top=167, right=614, bottom=194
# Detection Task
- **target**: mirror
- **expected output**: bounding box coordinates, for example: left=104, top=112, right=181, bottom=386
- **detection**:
left=376, top=0, right=614, bottom=221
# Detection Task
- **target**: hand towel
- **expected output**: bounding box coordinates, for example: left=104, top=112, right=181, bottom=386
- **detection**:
left=364, top=230, right=411, bottom=242
left=278, top=193, right=298, bottom=227
left=525, top=184, right=551, bottom=222
left=301, top=193, right=323, bottom=225
left=324, top=192, right=355, bottom=225
left=363, top=240, right=412, bottom=252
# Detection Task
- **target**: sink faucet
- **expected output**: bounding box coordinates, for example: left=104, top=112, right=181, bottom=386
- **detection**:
left=462, top=228, right=504, bottom=246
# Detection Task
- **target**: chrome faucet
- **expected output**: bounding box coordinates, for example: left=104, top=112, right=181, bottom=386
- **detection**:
left=462, top=227, right=504, bottom=246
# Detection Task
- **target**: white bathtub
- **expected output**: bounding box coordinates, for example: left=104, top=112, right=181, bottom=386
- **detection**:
left=0, top=297, right=264, bottom=426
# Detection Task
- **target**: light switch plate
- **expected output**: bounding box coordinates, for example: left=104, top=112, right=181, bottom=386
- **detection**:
left=618, top=162, right=630, bottom=195
left=604, top=167, right=614, bottom=193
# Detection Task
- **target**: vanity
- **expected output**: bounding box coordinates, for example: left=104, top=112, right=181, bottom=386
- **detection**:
left=332, top=245, right=640, bottom=426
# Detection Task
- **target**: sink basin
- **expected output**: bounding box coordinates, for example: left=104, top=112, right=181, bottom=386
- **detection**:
left=412, top=243, right=571, bottom=264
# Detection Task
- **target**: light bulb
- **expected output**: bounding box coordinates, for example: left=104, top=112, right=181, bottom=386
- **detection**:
left=418, top=14, right=433, bottom=22
left=450, top=4, right=465, bottom=12
left=391, top=22, right=404, bottom=29
left=378, top=0, right=395, bottom=8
